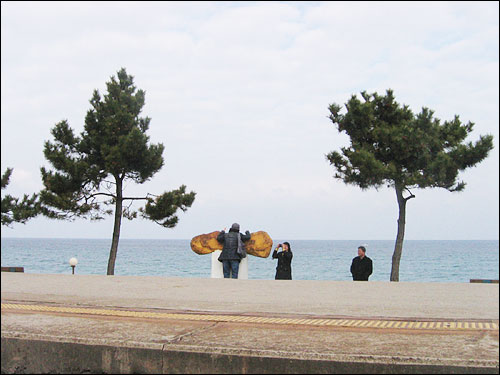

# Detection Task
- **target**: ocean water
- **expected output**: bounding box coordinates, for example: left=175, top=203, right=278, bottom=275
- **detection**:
left=1, top=238, right=498, bottom=282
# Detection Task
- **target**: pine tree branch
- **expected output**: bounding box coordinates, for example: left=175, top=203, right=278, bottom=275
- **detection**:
left=404, top=187, right=416, bottom=201
left=86, top=192, right=116, bottom=199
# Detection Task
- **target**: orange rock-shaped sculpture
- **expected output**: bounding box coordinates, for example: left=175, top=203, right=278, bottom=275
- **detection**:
left=190, top=231, right=221, bottom=255
left=190, top=231, right=273, bottom=258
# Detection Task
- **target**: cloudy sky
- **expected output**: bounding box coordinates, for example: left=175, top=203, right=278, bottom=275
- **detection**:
left=1, top=1, right=498, bottom=241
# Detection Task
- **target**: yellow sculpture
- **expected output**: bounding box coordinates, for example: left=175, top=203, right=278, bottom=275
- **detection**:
left=190, top=231, right=273, bottom=258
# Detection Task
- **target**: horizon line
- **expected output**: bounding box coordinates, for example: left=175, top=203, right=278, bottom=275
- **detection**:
left=2, top=237, right=499, bottom=241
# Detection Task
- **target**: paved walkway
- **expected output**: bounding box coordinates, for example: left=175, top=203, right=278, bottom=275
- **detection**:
left=1, top=273, right=499, bottom=373
left=2, top=302, right=498, bottom=331
left=2, top=273, right=499, bottom=319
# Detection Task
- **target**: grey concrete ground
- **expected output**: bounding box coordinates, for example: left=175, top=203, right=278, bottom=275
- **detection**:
left=2, top=273, right=498, bottom=319
left=1, top=273, right=499, bottom=374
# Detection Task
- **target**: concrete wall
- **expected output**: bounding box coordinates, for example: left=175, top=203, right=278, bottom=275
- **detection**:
left=2, top=337, right=498, bottom=374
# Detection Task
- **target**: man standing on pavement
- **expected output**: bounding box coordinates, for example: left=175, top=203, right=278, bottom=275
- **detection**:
left=350, top=245, right=373, bottom=281
left=217, top=223, right=251, bottom=279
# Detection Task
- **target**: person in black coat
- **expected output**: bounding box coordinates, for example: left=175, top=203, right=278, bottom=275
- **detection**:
left=217, top=223, right=251, bottom=279
left=272, top=242, right=293, bottom=280
left=350, top=245, right=373, bottom=281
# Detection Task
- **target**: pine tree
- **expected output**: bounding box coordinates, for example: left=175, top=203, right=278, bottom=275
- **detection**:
left=40, top=68, right=196, bottom=275
left=326, top=90, right=494, bottom=281
left=1, top=168, right=40, bottom=226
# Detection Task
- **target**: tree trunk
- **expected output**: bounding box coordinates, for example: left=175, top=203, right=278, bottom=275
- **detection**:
left=107, top=178, right=123, bottom=275
left=390, top=185, right=407, bottom=281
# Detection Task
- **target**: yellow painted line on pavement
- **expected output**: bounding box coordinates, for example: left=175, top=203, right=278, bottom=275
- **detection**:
left=1, top=303, right=497, bottom=332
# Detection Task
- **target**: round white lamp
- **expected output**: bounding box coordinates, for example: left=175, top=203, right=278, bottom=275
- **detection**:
left=69, top=257, right=78, bottom=274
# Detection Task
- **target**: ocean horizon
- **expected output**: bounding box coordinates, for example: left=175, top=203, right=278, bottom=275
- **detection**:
left=1, top=237, right=498, bottom=283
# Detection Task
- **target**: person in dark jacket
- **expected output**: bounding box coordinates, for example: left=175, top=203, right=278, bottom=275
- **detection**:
left=350, top=245, right=373, bottom=281
left=272, top=242, right=293, bottom=280
left=217, top=223, right=251, bottom=279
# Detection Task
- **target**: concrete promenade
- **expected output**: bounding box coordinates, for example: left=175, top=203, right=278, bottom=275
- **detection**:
left=1, top=273, right=499, bottom=373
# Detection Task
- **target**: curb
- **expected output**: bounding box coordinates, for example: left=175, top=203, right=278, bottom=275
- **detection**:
left=2, top=336, right=499, bottom=374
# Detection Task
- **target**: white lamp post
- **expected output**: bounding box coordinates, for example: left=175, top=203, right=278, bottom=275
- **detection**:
left=69, top=257, right=78, bottom=274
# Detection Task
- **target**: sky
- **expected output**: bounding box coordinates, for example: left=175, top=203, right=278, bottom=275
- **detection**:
left=1, top=1, right=499, bottom=241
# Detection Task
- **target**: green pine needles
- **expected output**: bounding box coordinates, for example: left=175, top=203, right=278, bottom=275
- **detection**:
left=1, top=168, right=40, bottom=226
left=327, top=89, right=494, bottom=281
left=40, top=68, right=196, bottom=275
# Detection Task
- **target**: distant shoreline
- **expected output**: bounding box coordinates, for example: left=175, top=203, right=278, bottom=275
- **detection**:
left=2, top=237, right=499, bottom=241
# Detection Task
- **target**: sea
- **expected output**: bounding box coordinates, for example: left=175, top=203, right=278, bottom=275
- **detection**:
left=1, top=238, right=498, bottom=282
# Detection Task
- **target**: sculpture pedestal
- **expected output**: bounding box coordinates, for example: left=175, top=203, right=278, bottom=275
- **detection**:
left=211, top=250, right=248, bottom=279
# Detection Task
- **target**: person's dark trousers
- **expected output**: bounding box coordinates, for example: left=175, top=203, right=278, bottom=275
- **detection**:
left=222, top=260, right=240, bottom=279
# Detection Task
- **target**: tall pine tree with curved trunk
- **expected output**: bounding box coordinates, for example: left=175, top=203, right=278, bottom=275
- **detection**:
left=40, top=68, right=196, bottom=275
left=326, top=90, right=493, bottom=281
